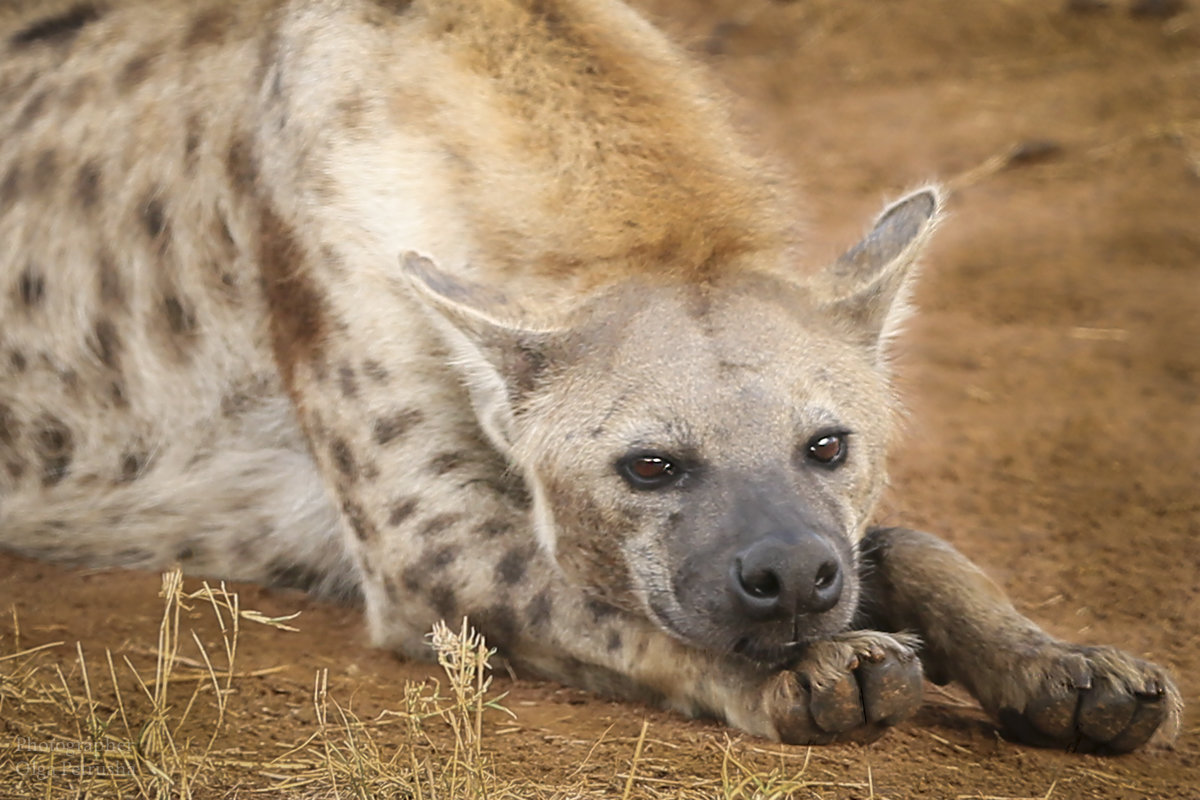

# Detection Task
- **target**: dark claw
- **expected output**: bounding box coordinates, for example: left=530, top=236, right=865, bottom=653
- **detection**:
left=809, top=672, right=866, bottom=733
left=858, top=652, right=923, bottom=725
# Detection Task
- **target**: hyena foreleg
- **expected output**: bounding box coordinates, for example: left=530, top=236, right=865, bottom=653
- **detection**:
left=858, top=527, right=1182, bottom=752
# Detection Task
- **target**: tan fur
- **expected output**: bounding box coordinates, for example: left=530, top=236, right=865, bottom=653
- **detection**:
left=0, top=0, right=1179, bottom=750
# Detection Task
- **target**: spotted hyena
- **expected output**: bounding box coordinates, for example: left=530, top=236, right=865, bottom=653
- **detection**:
left=0, top=0, right=1181, bottom=750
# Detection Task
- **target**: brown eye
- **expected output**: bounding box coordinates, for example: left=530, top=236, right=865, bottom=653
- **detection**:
left=805, top=432, right=848, bottom=467
left=618, top=454, right=682, bottom=490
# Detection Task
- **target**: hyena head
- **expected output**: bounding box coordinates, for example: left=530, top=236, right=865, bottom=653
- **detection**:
left=402, top=188, right=941, bottom=665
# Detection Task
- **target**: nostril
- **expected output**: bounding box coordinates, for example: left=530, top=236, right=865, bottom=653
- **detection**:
left=729, top=555, right=788, bottom=620
left=808, top=558, right=843, bottom=613
left=739, top=564, right=781, bottom=600
left=814, top=560, right=839, bottom=592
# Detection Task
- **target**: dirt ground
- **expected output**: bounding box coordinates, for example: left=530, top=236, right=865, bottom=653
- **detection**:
left=2, top=0, right=1199, bottom=797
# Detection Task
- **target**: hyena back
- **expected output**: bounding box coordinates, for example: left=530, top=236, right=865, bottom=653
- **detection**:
left=0, top=0, right=1181, bottom=749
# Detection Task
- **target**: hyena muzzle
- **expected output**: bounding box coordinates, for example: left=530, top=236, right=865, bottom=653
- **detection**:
left=0, top=0, right=1181, bottom=751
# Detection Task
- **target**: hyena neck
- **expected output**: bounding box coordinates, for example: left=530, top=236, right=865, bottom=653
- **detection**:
left=253, top=0, right=799, bottom=298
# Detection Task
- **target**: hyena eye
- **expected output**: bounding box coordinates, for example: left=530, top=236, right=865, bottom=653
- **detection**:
left=618, top=454, right=681, bottom=490
left=804, top=431, right=849, bottom=468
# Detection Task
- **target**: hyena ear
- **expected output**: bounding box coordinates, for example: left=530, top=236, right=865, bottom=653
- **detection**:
left=396, top=252, right=558, bottom=452
left=815, top=187, right=943, bottom=359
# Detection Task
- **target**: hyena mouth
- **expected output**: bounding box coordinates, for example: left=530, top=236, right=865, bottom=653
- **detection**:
left=730, top=635, right=805, bottom=669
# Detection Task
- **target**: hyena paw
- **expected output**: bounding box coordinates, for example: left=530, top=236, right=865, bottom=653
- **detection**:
left=765, top=631, right=923, bottom=744
left=994, top=642, right=1182, bottom=753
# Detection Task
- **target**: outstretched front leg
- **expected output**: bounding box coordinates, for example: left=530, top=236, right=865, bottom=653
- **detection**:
left=858, top=527, right=1182, bottom=753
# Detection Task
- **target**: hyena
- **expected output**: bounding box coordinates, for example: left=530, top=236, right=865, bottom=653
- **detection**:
left=0, top=0, right=1181, bottom=749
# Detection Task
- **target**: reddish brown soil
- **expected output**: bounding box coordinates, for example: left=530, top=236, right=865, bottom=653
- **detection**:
left=2, top=1, right=1198, bottom=797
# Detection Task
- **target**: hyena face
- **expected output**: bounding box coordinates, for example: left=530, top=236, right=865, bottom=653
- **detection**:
left=402, top=189, right=941, bottom=665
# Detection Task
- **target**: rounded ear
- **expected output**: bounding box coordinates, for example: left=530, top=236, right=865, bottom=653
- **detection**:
left=815, top=186, right=944, bottom=358
left=395, top=252, right=559, bottom=452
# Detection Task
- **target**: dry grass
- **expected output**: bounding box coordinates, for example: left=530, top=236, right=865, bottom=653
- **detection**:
left=268, top=618, right=513, bottom=799
left=0, top=572, right=1160, bottom=799
left=0, top=570, right=299, bottom=798
left=3, top=573, right=893, bottom=800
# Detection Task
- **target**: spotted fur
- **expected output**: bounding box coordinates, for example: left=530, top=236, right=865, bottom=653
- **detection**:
left=0, top=0, right=1180, bottom=750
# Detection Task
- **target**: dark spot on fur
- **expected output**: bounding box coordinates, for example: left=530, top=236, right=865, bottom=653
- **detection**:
left=162, top=295, right=197, bottom=336
left=428, top=451, right=466, bottom=476
left=494, top=474, right=533, bottom=510
left=215, top=211, right=236, bottom=248
left=32, top=149, right=57, bottom=187
left=372, top=408, right=423, bottom=445
left=496, top=547, right=529, bottom=585
left=338, top=364, right=358, bottom=398
left=525, top=590, right=552, bottom=628
left=342, top=499, right=376, bottom=542
left=259, top=208, right=328, bottom=394
left=17, top=266, right=45, bottom=307
left=267, top=560, right=326, bottom=593
left=476, top=517, right=513, bottom=539
left=119, top=450, right=148, bottom=482
left=184, top=114, right=202, bottom=165
left=33, top=415, right=73, bottom=486
left=118, top=50, right=156, bottom=91
left=372, top=0, right=414, bottom=15
left=0, top=404, right=20, bottom=447
left=14, top=90, right=48, bottom=131
left=606, top=630, right=623, bottom=652
left=58, top=367, right=79, bottom=391
left=472, top=604, right=517, bottom=647
left=337, top=93, right=367, bottom=130
left=586, top=598, right=619, bottom=621
left=219, top=386, right=261, bottom=422
left=0, top=164, right=20, bottom=210
left=361, top=461, right=380, bottom=481
left=417, top=513, right=460, bottom=538
left=76, top=161, right=101, bottom=209
left=388, top=497, right=419, bottom=526
left=142, top=196, right=167, bottom=240
left=10, top=3, right=102, bottom=48
left=429, top=545, right=457, bottom=570
left=98, top=252, right=124, bottom=307
left=429, top=584, right=458, bottom=619
left=330, top=438, right=357, bottom=479
left=91, top=319, right=120, bottom=369
left=226, top=135, right=258, bottom=192
left=383, top=575, right=404, bottom=604
left=362, top=359, right=388, bottom=383
left=401, top=564, right=423, bottom=592
left=109, top=380, right=128, bottom=408
left=311, top=357, right=330, bottom=384
left=10, top=350, right=28, bottom=373
left=6, top=459, right=27, bottom=480
left=183, top=6, right=232, bottom=48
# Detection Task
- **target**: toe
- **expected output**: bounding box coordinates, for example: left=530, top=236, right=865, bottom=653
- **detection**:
left=1024, top=682, right=1079, bottom=741
left=858, top=652, right=923, bottom=726
left=809, top=672, right=866, bottom=734
left=1104, top=692, right=1168, bottom=753
left=1076, top=680, right=1138, bottom=744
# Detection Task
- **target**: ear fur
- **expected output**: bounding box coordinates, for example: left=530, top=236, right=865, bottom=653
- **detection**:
left=816, top=186, right=944, bottom=358
left=396, top=252, right=557, bottom=452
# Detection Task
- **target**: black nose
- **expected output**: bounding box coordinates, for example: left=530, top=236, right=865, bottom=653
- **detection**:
left=729, top=535, right=844, bottom=620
